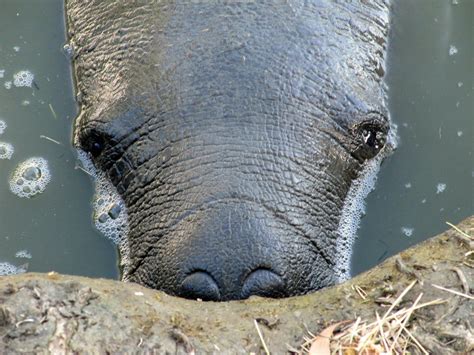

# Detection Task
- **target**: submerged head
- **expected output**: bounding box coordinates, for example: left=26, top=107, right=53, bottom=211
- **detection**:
left=73, top=1, right=392, bottom=300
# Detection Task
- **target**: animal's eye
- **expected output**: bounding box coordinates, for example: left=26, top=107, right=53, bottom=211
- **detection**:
left=90, top=139, right=104, bottom=157
left=80, top=127, right=110, bottom=158
left=351, top=120, right=388, bottom=161
left=361, top=127, right=385, bottom=150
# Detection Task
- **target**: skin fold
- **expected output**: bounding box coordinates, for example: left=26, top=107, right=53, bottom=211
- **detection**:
left=67, top=0, right=392, bottom=301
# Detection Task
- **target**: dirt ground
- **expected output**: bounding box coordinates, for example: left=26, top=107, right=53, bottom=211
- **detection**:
left=0, top=216, right=472, bottom=354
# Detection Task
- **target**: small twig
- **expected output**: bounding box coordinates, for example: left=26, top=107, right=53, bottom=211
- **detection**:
left=381, top=280, right=417, bottom=322
left=451, top=267, right=469, bottom=294
left=254, top=319, right=270, bottom=355
left=48, top=103, right=57, bottom=119
left=40, top=135, right=61, bottom=145
left=446, top=221, right=473, bottom=240
left=75, top=164, right=94, bottom=177
left=375, top=311, right=389, bottom=352
left=432, top=284, right=474, bottom=300
left=446, top=221, right=474, bottom=248
left=352, top=285, right=367, bottom=300
left=402, top=326, right=429, bottom=355
left=389, top=292, right=423, bottom=353
left=15, top=318, right=35, bottom=327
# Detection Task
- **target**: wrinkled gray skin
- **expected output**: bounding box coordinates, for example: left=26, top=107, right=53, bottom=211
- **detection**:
left=67, top=0, right=391, bottom=301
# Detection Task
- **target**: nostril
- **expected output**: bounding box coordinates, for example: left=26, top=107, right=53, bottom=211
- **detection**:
left=242, top=268, right=286, bottom=299
left=180, top=271, right=221, bottom=301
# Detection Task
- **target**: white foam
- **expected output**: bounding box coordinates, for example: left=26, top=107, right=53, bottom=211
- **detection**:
left=335, top=124, right=398, bottom=282
left=76, top=149, right=130, bottom=275
left=9, top=157, right=51, bottom=198
left=449, top=45, right=458, bottom=56
left=0, top=120, right=6, bottom=134
left=13, top=46, right=20, bottom=52
left=0, top=261, right=27, bottom=275
left=0, top=142, right=14, bottom=159
left=13, top=70, right=34, bottom=87
left=0, top=70, right=4, bottom=79
left=436, top=183, right=446, bottom=194
left=401, top=227, right=414, bottom=237
left=15, top=250, right=32, bottom=259
left=4, top=81, right=12, bottom=90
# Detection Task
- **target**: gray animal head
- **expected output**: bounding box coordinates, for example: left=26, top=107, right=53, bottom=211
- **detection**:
left=69, top=0, right=392, bottom=300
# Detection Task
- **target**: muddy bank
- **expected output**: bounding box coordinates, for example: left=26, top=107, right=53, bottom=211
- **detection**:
left=0, top=216, right=472, bottom=354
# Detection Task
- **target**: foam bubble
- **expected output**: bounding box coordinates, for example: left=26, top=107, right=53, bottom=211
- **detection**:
left=436, top=183, right=446, bottom=194
left=0, top=261, right=27, bottom=275
left=15, top=250, right=32, bottom=259
left=13, top=70, right=34, bottom=87
left=0, top=142, right=14, bottom=159
left=0, top=69, right=4, bottom=79
left=401, top=227, right=414, bottom=237
left=4, top=81, right=12, bottom=89
left=449, top=45, right=458, bottom=56
left=77, top=150, right=130, bottom=274
left=9, top=157, right=51, bottom=198
left=13, top=46, right=20, bottom=52
left=0, top=120, right=6, bottom=134
left=335, top=123, right=398, bottom=282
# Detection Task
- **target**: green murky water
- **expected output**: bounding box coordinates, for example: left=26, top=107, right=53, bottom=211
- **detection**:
left=0, top=0, right=118, bottom=278
left=0, top=1, right=472, bottom=280
left=352, top=0, right=473, bottom=274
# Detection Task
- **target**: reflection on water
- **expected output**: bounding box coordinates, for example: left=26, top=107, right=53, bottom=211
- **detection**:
left=0, top=0, right=472, bottom=280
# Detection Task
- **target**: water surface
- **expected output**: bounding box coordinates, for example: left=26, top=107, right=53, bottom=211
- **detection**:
left=0, top=0, right=118, bottom=278
left=352, top=0, right=473, bottom=275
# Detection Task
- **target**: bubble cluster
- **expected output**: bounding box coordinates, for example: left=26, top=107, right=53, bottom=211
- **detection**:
left=13, top=70, right=34, bottom=87
left=9, top=157, right=51, bottom=198
left=0, top=120, right=6, bottom=134
left=15, top=250, right=32, bottom=259
left=401, top=227, right=414, bottom=237
left=4, top=81, right=12, bottom=90
left=0, top=261, right=27, bottom=275
left=0, top=142, right=14, bottom=159
left=436, top=183, right=446, bottom=194
left=77, top=150, right=130, bottom=273
left=0, top=69, right=4, bottom=78
left=335, top=123, right=398, bottom=283
left=449, top=45, right=458, bottom=56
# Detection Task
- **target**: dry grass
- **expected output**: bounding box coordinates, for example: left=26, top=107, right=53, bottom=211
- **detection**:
left=300, top=221, right=473, bottom=355
left=301, top=281, right=447, bottom=355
